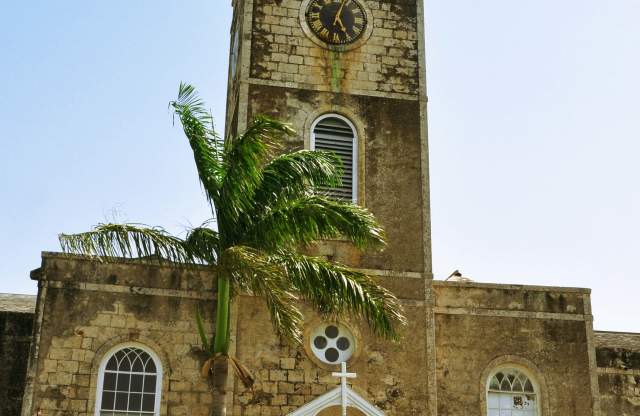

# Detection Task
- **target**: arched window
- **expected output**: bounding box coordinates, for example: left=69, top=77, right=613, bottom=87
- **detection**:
left=95, top=344, right=162, bottom=416
left=311, top=114, right=358, bottom=202
left=487, top=368, right=538, bottom=416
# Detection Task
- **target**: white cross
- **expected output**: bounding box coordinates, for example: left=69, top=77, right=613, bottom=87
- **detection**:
left=332, top=361, right=357, bottom=416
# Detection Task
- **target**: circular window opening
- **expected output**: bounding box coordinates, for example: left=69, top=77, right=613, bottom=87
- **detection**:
left=310, top=323, right=355, bottom=365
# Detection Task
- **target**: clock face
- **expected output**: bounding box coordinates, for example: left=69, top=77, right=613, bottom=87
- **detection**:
left=305, top=0, right=367, bottom=45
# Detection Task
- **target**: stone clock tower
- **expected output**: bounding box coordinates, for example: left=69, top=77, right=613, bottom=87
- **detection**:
left=225, top=0, right=432, bottom=276
left=224, top=1, right=437, bottom=414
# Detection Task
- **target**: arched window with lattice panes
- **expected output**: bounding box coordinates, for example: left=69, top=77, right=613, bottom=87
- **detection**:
left=95, top=344, right=162, bottom=416
left=487, top=368, right=539, bottom=416
left=311, top=114, right=358, bottom=203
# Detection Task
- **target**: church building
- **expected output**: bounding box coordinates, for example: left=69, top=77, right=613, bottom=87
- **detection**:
left=1, top=0, right=639, bottom=415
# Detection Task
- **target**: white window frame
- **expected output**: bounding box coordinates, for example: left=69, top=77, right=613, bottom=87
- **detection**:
left=310, top=113, right=359, bottom=203
left=485, top=365, right=541, bottom=416
left=94, top=342, right=163, bottom=416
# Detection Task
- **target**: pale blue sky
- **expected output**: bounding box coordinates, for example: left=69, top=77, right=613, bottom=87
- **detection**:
left=1, top=1, right=638, bottom=332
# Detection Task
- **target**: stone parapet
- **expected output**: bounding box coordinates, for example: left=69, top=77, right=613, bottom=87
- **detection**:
left=433, top=280, right=590, bottom=317
left=0, top=293, right=37, bottom=313
left=33, top=252, right=216, bottom=294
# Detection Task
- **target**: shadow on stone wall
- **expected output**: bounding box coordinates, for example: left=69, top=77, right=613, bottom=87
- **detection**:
left=0, top=310, right=34, bottom=416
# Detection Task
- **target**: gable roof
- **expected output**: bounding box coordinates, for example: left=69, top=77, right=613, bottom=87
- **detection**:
left=287, top=386, right=385, bottom=416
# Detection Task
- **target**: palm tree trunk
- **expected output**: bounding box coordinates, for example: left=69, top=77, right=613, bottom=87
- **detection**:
left=211, top=276, right=231, bottom=416
left=210, top=355, right=229, bottom=416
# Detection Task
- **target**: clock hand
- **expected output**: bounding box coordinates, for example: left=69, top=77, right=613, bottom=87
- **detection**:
left=335, top=16, right=347, bottom=33
left=333, top=0, right=348, bottom=27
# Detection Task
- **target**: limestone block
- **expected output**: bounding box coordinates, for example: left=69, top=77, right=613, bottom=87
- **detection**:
left=280, top=357, right=296, bottom=370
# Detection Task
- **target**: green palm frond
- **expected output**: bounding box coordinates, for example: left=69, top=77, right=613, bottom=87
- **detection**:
left=58, top=223, right=195, bottom=263
left=60, top=84, right=407, bottom=368
left=249, top=150, right=343, bottom=211
left=244, top=194, right=386, bottom=251
left=170, top=83, right=225, bottom=206
left=222, top=246, right=304, bottom=344
left=218, top=117, right=295, bottom=232
left=184, top=223, right=220, bottom=264
left=271, top=250, right=406, bottom=340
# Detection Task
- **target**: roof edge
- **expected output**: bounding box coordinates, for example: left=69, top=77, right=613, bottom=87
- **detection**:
left=433, top=279, right=591, bottom=294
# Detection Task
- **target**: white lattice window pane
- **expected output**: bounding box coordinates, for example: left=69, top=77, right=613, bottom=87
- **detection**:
left=488, top=393, right=501, bottom=408
left=523, top=396, right=536, bottom=409
left=500, top=394, right=513, bottom=408
left=488, top=369, right=538, bottom=416
left=488, top=410, right=501, bottom=416
left=98, top=347, right=160, bottom=416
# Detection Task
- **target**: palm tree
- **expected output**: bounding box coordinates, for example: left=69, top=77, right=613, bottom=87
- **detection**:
left=59, top=83, right=406, bottom=416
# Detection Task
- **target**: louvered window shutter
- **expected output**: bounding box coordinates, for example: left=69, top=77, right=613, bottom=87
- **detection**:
left=312, top=116, right=356, bottom=202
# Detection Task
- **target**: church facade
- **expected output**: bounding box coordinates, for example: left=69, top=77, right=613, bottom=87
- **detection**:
left=1, top=0, right=639, bottom=415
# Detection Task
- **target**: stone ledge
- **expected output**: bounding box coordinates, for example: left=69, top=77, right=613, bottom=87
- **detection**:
left=433, top=280, right=591, bottom=294
left=595, top=331, right=640, bottom=350
left=598, top=367, right=640, bottom=376
left=247, top=77, right=419, bottom=101
left=434, top=306, right=587, bottom=321
left=46, top=281, right=215, bottom=301
left=0, top=293, right=36, bottom=313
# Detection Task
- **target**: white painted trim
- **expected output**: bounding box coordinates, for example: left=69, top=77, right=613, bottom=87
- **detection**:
left=94, top=342, right=163, bottom=416
left=310, top=113, right=359, bottom=203
left=287, top=386, right=385, bottom=416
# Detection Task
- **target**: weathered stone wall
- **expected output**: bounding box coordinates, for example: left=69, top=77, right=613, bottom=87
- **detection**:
left=226, top=0, right=431, bottom=275
left=21, top=253, right=640, bottom=416
left=0, top=301, right=35, bottom=416
left=22, top=253, right=218, bottom=416
left=250, top=0, right=420, bottom=97
left=245, top=84, right=428, bottom=273
left=433, top=281, right=597, bottom=416
left=23, top=254, right=431, bottom=416
left=232, top=272, right=430, bottom=415
left=595, top=331, right=640, bottom=415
